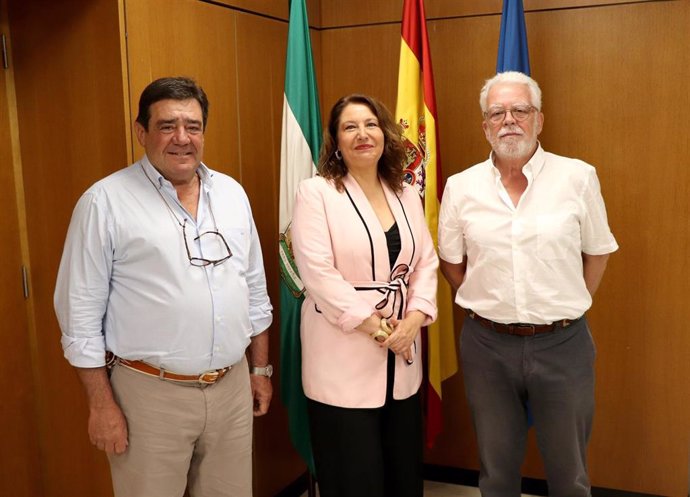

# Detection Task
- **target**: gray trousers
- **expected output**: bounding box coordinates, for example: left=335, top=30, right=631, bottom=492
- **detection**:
left=461, top=315, right=595, bottom=497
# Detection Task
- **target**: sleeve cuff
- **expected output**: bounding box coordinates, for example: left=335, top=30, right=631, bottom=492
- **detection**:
left=61, top=334, right=107, bottom=368
left=439, top=252, right=465, bottom=264
left=250, top=312, right=274, bottom=336
left=582, top=240, right=619, bottom=256
left=337, top=302, right=375, bottom=334
left=407, top=298, right=438, bottom=326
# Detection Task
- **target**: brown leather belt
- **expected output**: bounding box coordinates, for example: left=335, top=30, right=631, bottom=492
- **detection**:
left=110, top=354, right=231, bottom=385
left=464, top=309, right=580, bottom=336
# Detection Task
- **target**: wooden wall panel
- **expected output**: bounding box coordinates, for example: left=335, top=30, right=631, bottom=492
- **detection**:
left=528, top=2, right=690, bottom=493
left=320, top=23, right=400, bottom=113
left=210, top=0, right=320, bottom=27
left=319, top=0, right=652, bottom=28
left=125, top=0, right=241, bottom=175
left=0, top=3, right=42, bottom=495
left=8, top=0, right=128, bottom=496
left=320, top=0, right=690, bottom=495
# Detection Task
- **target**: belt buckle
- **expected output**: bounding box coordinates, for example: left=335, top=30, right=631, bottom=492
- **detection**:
left=513, top=323, right=536, bottom=336
left=198, top=370, right=220, bottom=384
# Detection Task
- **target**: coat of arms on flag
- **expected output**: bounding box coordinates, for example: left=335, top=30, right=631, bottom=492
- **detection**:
left=399, top=117, right=427, bottom=197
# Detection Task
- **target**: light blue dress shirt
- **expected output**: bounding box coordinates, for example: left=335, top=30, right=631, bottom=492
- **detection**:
left=54, top=156, right=273, bottom=374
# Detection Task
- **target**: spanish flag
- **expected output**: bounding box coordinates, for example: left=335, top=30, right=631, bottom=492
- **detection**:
left=395, top=0, right=458, bottom=447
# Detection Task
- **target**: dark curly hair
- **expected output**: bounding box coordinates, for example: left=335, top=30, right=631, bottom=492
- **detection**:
left=318, top=94, right=405, bottom=193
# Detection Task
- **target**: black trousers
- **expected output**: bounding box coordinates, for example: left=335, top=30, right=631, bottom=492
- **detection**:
left=307, top=353, right=423, bottom=497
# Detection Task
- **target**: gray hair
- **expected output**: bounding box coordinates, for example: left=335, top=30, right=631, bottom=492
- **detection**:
left=479, top=71, right=542, bottom=112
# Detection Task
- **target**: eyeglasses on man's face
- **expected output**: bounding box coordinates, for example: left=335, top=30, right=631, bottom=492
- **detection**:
left=182, top=219, right=233, bottom=267
left=484, top=105, right=537, bottom=124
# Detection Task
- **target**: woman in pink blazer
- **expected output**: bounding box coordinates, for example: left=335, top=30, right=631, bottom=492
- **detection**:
left=292, top=94, right=438, bottom=497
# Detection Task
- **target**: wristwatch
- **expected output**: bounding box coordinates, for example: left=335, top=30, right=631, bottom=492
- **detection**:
left=250, top=364, right=274, bottom=377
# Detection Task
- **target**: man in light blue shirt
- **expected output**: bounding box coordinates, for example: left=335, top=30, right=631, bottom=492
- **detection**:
left=54, top=77, right=273, bottom=497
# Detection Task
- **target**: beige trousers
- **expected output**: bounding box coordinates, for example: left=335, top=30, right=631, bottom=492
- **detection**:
left=107, top=356, right=253, bottom=497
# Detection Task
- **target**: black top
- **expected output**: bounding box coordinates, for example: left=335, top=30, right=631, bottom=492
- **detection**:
left=384, top=222, right=401, bottom=269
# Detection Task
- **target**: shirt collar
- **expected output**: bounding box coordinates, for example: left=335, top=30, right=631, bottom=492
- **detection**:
left=525, top=143, right=546, bottom=179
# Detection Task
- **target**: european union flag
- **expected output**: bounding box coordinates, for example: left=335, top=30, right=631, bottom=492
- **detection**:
left=496, top=0, right=531, bottom=75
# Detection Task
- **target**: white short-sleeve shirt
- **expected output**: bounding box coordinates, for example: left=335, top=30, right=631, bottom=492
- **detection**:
left=438, top=145, right=618, bottom=324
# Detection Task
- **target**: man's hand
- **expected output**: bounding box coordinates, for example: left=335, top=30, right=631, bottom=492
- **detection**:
left=88, top=401, right=129, bottom=454
left=247, top=331, right=272, bottom=416
left=75, top=366, right=128, bottom=455
left=250, top=375, right=273, bottom=416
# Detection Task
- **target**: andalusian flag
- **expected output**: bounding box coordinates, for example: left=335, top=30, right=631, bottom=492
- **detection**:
left=278, top=0, right=321, bottom=475
left=395, top=0, right=458, bottom=447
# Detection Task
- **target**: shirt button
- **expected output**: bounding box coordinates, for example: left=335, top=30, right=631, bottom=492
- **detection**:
left=215, top=316, right=222, bottom=323
left=214, top=346, right=220, bottom=352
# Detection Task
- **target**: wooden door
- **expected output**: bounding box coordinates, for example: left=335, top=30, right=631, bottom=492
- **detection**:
left=0, top=2, right=42, bottom=496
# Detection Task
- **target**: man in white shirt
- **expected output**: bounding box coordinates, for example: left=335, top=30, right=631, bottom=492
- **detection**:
left=54, top=77, right=273, bottom=497
left=438, top=72, right=618, bottom=496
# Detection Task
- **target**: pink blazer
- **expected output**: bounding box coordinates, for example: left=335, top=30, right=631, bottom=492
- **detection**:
left=291, top=174, right=438, bottom=408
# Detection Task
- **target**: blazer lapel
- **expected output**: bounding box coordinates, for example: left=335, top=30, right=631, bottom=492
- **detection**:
left=382, top=183, right=417, bottom=269
left=342, top=174, right=390, bottom=281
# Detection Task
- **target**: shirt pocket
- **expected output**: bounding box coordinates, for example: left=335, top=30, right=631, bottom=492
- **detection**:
left=536, top=214, right=580, bottom=261
left=223, top=227, right=250, bottom=274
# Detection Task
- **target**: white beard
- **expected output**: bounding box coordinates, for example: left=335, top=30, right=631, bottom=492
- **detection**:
left=493, top=136, right=535, bottom=159
left=489, top=125, right=537, bottom=160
